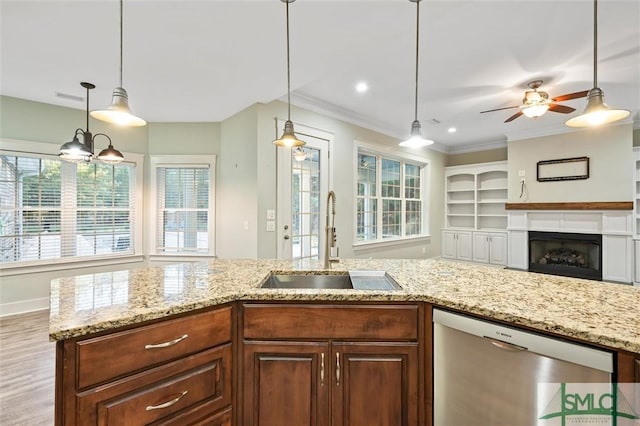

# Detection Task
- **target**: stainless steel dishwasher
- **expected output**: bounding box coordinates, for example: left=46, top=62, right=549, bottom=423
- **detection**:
left=433, top=308, right=613, bottom=426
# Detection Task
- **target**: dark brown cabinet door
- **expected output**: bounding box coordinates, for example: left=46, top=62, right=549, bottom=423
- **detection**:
left=331, top=342, right=419, bottom=426
left=243, top=341, right=330, bottom=426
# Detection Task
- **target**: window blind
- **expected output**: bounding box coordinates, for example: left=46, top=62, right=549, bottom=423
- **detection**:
left=0, top=153, right=136, bottom=265
left=156, top=166, right=210, bottom=253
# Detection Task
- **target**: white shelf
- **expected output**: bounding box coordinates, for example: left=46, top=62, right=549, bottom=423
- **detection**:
left=445, top=161, right=508, bottom=231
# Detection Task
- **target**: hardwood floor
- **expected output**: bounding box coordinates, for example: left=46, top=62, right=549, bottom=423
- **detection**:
left=0, top=310, right=55, bottom=425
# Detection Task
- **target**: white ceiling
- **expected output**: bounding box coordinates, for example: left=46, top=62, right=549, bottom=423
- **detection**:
left=1, top=0, right=639, bottom=152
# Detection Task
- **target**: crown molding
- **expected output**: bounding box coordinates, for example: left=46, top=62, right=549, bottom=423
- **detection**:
left=446, top=139, right=508, bottom=154
left=506, top=116, right=636, bottom=142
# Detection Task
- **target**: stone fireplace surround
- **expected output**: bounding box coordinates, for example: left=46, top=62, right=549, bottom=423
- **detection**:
left=505, top=203, right=634, bottom=284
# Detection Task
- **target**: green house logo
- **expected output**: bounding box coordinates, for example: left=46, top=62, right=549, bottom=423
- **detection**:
left=538, top=383, right=639, bottom=426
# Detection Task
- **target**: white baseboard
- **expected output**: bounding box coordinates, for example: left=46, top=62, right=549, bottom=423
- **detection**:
left=0, top=297, right=49, bottom=317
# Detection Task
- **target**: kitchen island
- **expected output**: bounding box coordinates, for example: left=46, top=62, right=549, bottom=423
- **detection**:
left=50, top=258, right=640, bottom=425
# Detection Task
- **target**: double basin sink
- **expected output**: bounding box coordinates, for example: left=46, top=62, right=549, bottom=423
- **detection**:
left=261, top=270, right=402, bottom=291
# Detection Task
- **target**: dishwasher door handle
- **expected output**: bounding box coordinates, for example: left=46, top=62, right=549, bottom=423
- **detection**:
left=483, top=336, right=527, bottom=352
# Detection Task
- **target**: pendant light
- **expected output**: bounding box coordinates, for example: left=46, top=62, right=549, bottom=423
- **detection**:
left=59, top=82, right=124, bottom=164
left=399, top=0, right=434, bottom=148
left=273, top=0, right=305, bottom=148
left=91, top=0, right=146, bottom=127
left=565, top=0, right=629, bottom=127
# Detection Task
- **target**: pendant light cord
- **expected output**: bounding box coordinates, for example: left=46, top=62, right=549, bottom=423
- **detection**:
left=120, top=0, right=124, bottom=87
left=413, top=0, right=420, bottom=122
left=85, top=86, right=90, bottom=131
left=286, top=0, right=291, bottom=121
left=593, top=0, right=598, bottom=88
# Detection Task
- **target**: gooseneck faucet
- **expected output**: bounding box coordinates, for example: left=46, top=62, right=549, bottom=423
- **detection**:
left=324, top=190, right=339, bottom=269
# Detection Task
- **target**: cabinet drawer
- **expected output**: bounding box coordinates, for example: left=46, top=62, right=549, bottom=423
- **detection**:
left=243, top=304, right=418, bottom=340
left=153, top=406, right=232, bottom=426
left=77, top=344, right=232, bottom=425
left=77, top=307, right=231, bottom=388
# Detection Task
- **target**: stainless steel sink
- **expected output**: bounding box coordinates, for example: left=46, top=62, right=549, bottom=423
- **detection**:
left=261, top=271, right=401, bottom=291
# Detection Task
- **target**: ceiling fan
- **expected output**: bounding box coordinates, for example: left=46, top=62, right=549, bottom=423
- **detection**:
left=480, top=80, right=589, bottom=123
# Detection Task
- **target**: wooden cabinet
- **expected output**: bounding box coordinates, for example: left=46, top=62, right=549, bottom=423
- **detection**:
left=472, top=231, right=507, bottom=265
left=240, top=303, right=422, bottom=426
left=442, top=230, right=472, bottom=261
left=56, top=306, right=233, bottom=426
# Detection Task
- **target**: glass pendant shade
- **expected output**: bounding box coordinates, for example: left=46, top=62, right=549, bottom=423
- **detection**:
left=522, top=104, right=550, bottom=118
left=565, top=88, right=630, bottom=127
left=293, top=146, right=307, bottom=162
left=274, top=120, right=305, bottom=147
left=59, top=135, right=93, bottom=163
left=90, top=87, right=146, bottom=127
left=399, top=120, right=434, bottom=148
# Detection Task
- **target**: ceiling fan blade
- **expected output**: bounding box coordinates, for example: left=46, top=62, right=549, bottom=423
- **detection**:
left=480, top=105, right=520, bottom=114
left=505, top=111, right=523, bottom=123
left=548, top=103, right=576, bottom=114
left=552, top=90, right=589, bottom=102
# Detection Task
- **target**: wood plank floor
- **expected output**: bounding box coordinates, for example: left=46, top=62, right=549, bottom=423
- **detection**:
left=0, top=310, right=55, bottom=425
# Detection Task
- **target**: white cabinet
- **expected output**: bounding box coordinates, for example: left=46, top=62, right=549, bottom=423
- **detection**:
left=442, top=231, right=472, bottom=261
left=473, top=232, right=507, bottom=266
left=634, top=240, right=640, bottom=286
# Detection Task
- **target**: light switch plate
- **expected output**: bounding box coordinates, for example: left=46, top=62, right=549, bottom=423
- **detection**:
left=266, top=209, right=276, bottom=220
left=266, top=220, right=276, bottom=232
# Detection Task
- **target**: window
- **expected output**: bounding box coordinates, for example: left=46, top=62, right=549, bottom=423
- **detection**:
left=356, top=149, right=427, bottom=243
left=150, top=155, right=216, bottom=256
left=0, top=142, right=141, bottom=267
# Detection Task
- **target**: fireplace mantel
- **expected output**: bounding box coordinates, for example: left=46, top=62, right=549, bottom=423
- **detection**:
left=506, top=210, right=633, bottom=283
left=505, top=201, right=633, bottom=211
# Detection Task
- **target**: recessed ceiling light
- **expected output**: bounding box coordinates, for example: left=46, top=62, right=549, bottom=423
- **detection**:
left=355, top=82, right=368, bottom=93
left=448, top=127, right=457, bottom=133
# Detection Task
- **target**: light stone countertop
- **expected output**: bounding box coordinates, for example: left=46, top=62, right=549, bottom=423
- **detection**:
left=49, top=258, right=640, bottom=354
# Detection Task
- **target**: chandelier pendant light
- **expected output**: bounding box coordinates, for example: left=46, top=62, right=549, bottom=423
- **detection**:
left=273, top=0, right=305, bottom=148
left=565, top=0, right=629, bottom=128
left=399, top=0, right=434, bottom=148
left=59, top=82, right=125, bottom=164
left=91, top=0, right=146, bottom=127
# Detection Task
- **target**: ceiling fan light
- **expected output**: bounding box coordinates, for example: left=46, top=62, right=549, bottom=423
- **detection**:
left=59, top=136, right=93, bottom=163
left=522, top=104, right=549, bottom=118
left=293, top=147, right=307, bottom=162
left=274, top=120, right=305, bottom=147
left=565, top=87, right=630, bottom=127
left=399, top=120, right=434, bottom=148
left=90, top=87, right=147, bottom=127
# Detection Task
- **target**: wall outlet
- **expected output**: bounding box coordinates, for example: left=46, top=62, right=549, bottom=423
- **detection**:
left=518, top=170, right=526, bottom=177
left=266, top=220, right=275, bottom=232
left=243, top=221, right=249, bottom=231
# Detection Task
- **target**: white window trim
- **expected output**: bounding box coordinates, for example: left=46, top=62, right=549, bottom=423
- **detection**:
left=352, top=140, right=432, bottom=248
left=0, top=138, right=144, bottom=276
left=149, top=154, right=217, bottom=257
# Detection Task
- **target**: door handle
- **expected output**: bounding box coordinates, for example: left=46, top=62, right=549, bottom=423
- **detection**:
left=320, top=353, right=325, bottom=386
left=335, top=352, right=340, bottom=386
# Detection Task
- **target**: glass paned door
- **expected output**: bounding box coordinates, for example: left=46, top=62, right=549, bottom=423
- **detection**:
left=277, top=128, right=330, bottom=260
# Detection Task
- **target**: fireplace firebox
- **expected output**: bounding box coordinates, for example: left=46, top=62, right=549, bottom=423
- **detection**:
left=528, top=231, right=602, bottom=281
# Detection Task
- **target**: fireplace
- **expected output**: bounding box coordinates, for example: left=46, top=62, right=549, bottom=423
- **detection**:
left=528, top=231, right=602, bottom=281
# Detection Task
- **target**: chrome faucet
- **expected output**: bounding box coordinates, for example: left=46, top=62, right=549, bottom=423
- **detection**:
left=324, top=190, right=339, bottom=268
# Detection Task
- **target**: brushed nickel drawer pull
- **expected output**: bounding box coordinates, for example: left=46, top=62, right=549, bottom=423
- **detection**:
left=320, top=353, right=325, bottom=386
left=145, top=390, right=188, bottom=411
left=144, top=334, right=188, bottom=350
left=335, top=352, right=340, bottom=386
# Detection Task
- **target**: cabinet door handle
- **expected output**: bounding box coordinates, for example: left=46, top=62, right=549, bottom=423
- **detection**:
left=320, top=353, right=325, bottom=386
left=146, top=390, right=188, bottom=411
left=144, top=334, right=188, bottom=350
left=335, top=352, right=340, bottom=386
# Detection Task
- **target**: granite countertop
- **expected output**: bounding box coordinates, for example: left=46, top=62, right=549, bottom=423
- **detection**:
left=49, top=258, right=640, bottom=354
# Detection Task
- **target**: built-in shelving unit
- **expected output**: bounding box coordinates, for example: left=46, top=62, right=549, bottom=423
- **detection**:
left=443, top=161, right=508, bottom=265
left=445, top=162, right=508, bottom=231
